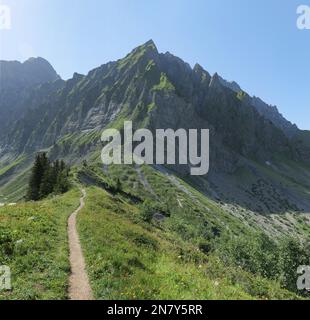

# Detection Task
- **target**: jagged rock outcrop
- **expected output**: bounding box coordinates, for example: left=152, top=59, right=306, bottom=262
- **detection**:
left=218, top=74, right=299, bottom=138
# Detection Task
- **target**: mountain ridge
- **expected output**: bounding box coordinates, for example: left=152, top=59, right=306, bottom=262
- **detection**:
left=0, top=40, right=310, bottom=215
left=0, top=41, right=299, bottom=141
left=217, top=74, right=299, bottom=138
left=0, top=41, right=305, bottom=157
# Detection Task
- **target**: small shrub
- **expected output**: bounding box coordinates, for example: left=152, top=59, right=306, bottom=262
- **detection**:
left=0, top=226, right=16, bottom=256
left=133, top=234, right=158, bottom=250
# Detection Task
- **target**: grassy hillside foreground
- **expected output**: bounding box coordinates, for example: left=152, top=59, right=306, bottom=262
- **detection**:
left=77, top=186, right=298, bottom=300
left=0, top=184, right=299, bottom=300
left=0, top=174, right=304, bottom=300
left=0, top=189, right=80, bottom=300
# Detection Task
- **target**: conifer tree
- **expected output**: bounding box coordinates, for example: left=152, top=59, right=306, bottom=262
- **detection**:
left=26, top=153, right=70, bottom=201
left=26, top=153, right=48, bottom=201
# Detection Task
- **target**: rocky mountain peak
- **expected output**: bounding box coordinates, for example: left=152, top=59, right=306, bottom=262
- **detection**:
left=209, top=72, right=223, bottom=89
left=131, top=40, right=159, bottom=58
left=0, top=57, right=60, bottom=89
left=0, top=57, right=61, bottom=137
left=22, top=57, right=60, bottom=82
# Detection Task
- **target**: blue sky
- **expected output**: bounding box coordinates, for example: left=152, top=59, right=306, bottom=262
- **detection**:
left=1, top=0, right=309, bottom=129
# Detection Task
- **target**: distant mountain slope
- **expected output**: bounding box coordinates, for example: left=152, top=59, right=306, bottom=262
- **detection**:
left=0, top=57, right=60, bottom=86
left=0, top=57, right=60, bottom=136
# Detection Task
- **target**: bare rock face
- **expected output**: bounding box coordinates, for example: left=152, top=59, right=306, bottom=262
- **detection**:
left=0, top=42, right=296, bottom=160
left=218, top=74, right=299, bottom=139
left=250, top=96, right=298, bottom=138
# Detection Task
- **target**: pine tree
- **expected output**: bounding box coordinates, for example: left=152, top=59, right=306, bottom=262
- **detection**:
left=26, top=153, right=48, bottom=201
left=115, top=178, right=122, bottom=192
left=26, top=153, right=71, bottom=201
left=54, top=159, right=60, bottom=176
left=54, top=170, right=70, bottom=194
left=60, top=160, right=66, bottom=173
left=39, top=165, right=54, bottom=198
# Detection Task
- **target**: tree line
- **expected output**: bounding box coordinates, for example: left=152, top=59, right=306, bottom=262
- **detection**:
left=26, top=153, right=70, bottom=201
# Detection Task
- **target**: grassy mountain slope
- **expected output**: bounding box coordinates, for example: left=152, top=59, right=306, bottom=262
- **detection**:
left=0, top=189, right=80, bottom=300
left=0, top=182, right=299, bottom=300
left=0, top=155, right=33, bottom=203
left=76, top=161, right=309, bottom=298
left=1, top=155, right=308, bottom=299
left=78, top=186, right=298, bottom=300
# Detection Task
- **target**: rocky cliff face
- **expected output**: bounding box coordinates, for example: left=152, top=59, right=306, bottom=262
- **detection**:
left=250, top=96, right=299, bottom=138
left=0, top=42, right=305, bottom=167
left=218, top=74, right=299, bottom=138
left=0, top=41, right=294, bottom=158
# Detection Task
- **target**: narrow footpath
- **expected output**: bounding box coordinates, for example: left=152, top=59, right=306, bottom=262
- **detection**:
left=68, top=189, right=93, bottom=300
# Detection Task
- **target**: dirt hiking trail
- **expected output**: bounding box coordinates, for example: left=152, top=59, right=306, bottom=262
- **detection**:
left=68, top=189, right=93, bottom=300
